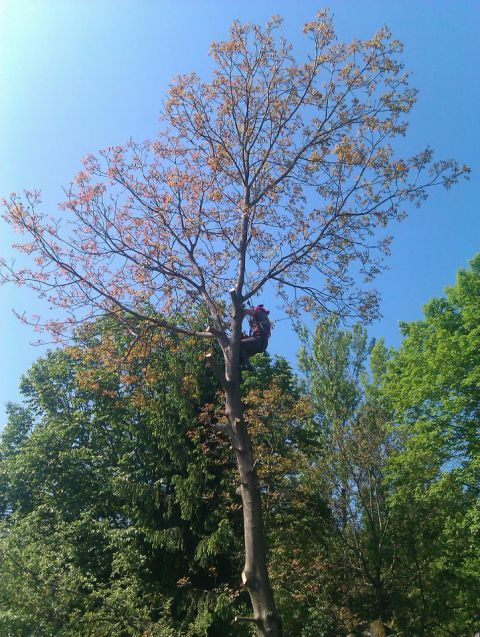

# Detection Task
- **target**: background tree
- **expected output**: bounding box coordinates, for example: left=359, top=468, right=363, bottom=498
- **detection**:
left=298, top=320, right=396, bottom=634
left=1, top=12, right=468, bottom=636
left=384, top=255, right=480, bottom=637
left=0, top=327, right=242, bottom=636
left=0, top=322, right=309, bottom=636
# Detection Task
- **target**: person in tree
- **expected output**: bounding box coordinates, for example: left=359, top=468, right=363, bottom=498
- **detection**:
left=239, top=304, right=272, bottom=371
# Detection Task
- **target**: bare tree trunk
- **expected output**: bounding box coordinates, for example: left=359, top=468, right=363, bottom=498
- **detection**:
left=222, top=351, right=283, bottom=637
left=205, top=288, right=282, bottom=636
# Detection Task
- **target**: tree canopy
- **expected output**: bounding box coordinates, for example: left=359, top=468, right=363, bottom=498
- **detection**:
left=1, top=12, right=468, bottom=341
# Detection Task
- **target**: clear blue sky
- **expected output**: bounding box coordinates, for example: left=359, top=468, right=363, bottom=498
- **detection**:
left=1, top=0, right=479, bottom=424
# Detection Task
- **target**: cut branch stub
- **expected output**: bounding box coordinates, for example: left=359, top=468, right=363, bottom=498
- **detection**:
left=205, top=352, right=227, bottom=388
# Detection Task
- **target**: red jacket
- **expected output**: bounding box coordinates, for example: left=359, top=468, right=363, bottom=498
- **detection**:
left=250, top=307, right=271, bottom=341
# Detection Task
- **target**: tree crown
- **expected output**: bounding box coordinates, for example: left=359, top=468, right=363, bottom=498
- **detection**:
left=1, top=12, right=468, bottom=342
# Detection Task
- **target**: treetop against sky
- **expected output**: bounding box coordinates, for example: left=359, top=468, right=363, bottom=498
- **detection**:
left=0, top=1, right=478, bottom=420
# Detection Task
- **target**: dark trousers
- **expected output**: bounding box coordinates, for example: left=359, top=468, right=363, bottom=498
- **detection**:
left=240, top=335, right=267, bottom=363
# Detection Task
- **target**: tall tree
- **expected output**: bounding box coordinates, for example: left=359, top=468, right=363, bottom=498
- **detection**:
left=1, top=13, right=467, bottom=635
left=299, top=320, right=396, bottom=633
left=384, top=255, right=480, bottom=637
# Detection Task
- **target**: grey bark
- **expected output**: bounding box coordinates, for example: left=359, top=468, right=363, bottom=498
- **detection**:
left=225, top=384, right=282, bottom=636
left=207, top=291, right=282, bottom=637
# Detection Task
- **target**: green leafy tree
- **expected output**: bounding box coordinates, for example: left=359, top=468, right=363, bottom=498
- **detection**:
left=298, top=320, right=396, bottom=634
left=0, top=328, right=244, bottom=636
left=0, top=324, right=310, bottom=636
left=385, top=255, right=480, bottom=637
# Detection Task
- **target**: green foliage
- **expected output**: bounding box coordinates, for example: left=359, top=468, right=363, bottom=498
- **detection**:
left=0, top=327, right=244, bottom=636
left=1, top=258, right=480, bottom=636
left=0, top=326, right=308, bottom=636
left=297, top=319, right=395, bottom=634
left=384, top=255, right=480, bottom=636
left=294, top=282, right=480, bottom=636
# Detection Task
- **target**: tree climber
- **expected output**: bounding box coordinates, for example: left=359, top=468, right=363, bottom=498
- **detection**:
left=239, top=304, right=272, bottom=371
